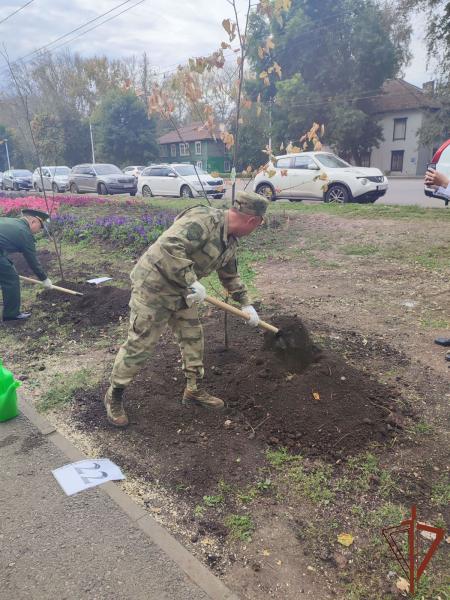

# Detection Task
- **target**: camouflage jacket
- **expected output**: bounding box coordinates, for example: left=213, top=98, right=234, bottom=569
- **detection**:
left=131, top=205, right=249, bottom=305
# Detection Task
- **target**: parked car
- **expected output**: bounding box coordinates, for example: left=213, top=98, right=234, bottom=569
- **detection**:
left=424, top=139, right=450, bottom=206
left=68, top=164, right=137, bottom=196
left=2, top=169, right=33, bottom=191
left=253, top=152, right=388, bottom=203
left=137, top=163, right=225, bottom=199
left=33, top=166, right=71, bottom=193
left=123, top=165, right=145, bottom=179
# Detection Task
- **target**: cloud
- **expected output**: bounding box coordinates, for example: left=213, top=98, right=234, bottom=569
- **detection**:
left=0, top=0, right=436, bottom=86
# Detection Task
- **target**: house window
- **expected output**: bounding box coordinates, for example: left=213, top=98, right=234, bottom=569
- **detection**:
left=179, top=142, right=189, bottom=156
left=195, top=141, right=202, bottom=155
left=160, top=145, right=168, bottom=157
left=170, top=144, right=177, bottom=157
left=360, top=152, right=371, bottom=167
left=196, top=160, right=203, bottom=169
left=391, top=150, right=404, bottom=172
left=223, top=160, right=231, bottom=172
left=393, top=118, right=407, bottom=141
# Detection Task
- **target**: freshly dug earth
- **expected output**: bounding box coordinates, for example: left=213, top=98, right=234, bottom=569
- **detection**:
left=72, top=312, right=408, bottom=500
left=9, top=250, right=54, bottom=276
left=37, top=282, right=130, bottom=327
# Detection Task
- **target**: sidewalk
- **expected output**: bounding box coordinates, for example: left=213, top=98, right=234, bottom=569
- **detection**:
left=0, top=404, right=238, bottom=600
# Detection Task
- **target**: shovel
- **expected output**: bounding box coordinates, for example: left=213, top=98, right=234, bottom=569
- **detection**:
left=205, top=295, right=279, bottom=333
left=19, top=275, right=84, bottom=296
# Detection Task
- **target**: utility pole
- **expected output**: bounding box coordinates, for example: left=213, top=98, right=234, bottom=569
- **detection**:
left=89, top=120, right=96, bottom=164
left=2, top=138, right=11, bottom=170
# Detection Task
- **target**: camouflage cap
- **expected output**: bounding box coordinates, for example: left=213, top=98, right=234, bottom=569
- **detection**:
left=21, top=208, right=51, bottom=223
left=235, top=191, right=269, bottom=217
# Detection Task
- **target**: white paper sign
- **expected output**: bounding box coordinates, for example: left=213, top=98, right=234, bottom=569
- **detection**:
left=52, top=459, right=125, bottom=496
left=86, top=277, right=113, bottom=285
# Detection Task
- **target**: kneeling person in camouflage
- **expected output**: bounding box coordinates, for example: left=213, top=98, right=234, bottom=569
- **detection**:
left=105, top=191, right=269, bottom=427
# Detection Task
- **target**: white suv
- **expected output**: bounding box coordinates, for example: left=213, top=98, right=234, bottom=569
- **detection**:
left=137, top=163, right=225, bottom=199
left=253, top=152, right=388, bottom=203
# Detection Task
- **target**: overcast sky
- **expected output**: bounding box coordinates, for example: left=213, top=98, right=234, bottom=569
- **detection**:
left=0, top=0, right=437, bottom=87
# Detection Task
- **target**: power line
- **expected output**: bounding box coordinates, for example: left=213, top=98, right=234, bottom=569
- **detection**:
left=18, top=0, right=136, bottom=62
left=0, top=0, right=35, bottom=26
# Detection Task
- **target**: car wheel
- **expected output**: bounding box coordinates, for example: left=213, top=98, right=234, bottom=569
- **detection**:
left=33, top=183, right=39, bottom=191
left=180, top=185, right=193, bottom=198
left=213, top=194, right=224, bottom=199
left=255, top=182, right=276, bottom=201
left=52, top=183, right=59, bottom=193
left=98, top=183, right=108, bottom=196
left=69, top=183, right=79, bottom=194
left=13, top=183, right=19, bottom=191
left=325, top=184, right=349, bottom=204
left=142, top=185, right=153, bottom=198
left=129, top=191, right=136, bottom=197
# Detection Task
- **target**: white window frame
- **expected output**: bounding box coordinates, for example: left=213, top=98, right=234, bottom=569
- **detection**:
left=195, top=141, right=202, bottom=155
left=170, top=144, right=177, bottom=157
left=196, top=160, right=203, bottom=169
left=393, top=118, right=407, bottom=141
left=160, top=145, right=168, bottom=157
left=223, top=160, right=231, bottom=172
left=179, top=142, right=189, bottom=156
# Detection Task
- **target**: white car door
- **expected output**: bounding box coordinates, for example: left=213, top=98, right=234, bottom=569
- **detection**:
left=166, top=167, right=181, bottom=196
left=288, top=156, right=322, bottom=199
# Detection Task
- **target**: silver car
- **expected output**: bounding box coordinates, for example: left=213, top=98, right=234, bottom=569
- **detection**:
left=68, top=163, right=137, bottom=196
left=33, top=166, right=71, bottom=193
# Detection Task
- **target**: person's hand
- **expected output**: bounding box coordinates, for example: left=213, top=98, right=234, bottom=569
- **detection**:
left=242, top=305, right=260, bottom=327
left=424, top=169, right=450, bottom=188
left=41, top=278, right=53, bottom=289
left=186, top=281, right=207, bottom=306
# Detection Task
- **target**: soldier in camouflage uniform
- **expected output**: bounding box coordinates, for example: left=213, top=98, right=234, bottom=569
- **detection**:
left=104, top=190, right=269, bottom=427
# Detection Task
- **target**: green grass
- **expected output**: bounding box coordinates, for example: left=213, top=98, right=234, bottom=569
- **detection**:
left=266, top=447, right=302, bottom=467
left=431, top=477, right=450, bottom=507
left=288, top=463, right=335, bottom=505
left=224, top=514, right=255, bottom=542
left=341, top=244, right=379, bottom=256
left=420, top=316, right=450, bottom=330
left=268, top=201, right=450, bottom=221
left=203, top=494, right=224, bottom=507
left=37, top=367, right=100, bottom=412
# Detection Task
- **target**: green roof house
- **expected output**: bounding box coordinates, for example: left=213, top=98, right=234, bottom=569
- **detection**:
left=158, top=122, right=232, bottom=173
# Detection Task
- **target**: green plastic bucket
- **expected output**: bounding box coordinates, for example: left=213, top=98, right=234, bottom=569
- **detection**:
left=0, top=360, right=21, bottom=422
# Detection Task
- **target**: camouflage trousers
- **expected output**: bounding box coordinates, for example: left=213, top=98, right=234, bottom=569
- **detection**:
left=110, top=287, right=204, bottom=390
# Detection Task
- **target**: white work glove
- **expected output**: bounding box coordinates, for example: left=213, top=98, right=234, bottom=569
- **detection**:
left=242, top=305, right=260, bottom=327
left=186, top=281, right=207, bottom=306
left=41, top=278, right=53, bottom=289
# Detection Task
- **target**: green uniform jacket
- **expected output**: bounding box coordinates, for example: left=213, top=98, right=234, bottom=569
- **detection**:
left=131, top=205, right=250, bottom=306
left=0, top=217, right=47, bottom=280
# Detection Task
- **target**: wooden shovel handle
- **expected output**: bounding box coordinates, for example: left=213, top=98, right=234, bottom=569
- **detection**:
left=19, top=275, right=84, bottom=296
left=204, top=295, right=279, bottom=333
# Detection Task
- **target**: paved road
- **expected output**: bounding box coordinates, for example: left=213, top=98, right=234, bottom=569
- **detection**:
left=225, top=177, right=447, bottom=208
left=0, top=414, right=223, bottom=600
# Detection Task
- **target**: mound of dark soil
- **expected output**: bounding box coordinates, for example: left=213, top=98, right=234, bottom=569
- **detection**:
left=37, top=282, right=130, bottom=326
left=72, top=312, right=408, bottom=498
left=9, top=250, right=54, bottom=276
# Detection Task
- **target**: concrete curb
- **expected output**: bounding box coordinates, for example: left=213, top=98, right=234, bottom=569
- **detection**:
left=19, top=396, right=240, bottom=600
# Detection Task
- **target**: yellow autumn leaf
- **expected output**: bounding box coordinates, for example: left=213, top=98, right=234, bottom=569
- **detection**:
left=262, top=549, right=271, bottom=556
left=266, top=37, right=275, bottom=50
left=396, top=577, right=410, bottom=592
left=280, top=169, right=288, bottom=177
left=272, top=61, right=282, bottom=78
left=221, top=42, right=231, bottom=50
left=337, top=533, right=354, bottom=547
left=313, top=391, right=320, bottom=401
left=267, top=168, right=276, bottom=178
left=264, top=77, right=270, bottom=86
left=201, top=537, right=215, bottom=547
left=211, top=172, right=220, bottom=178
left=259, top=70, right=268, bottom=79
left=314, top=141, right=323, bottom=151
left=258, top=47, right=265, bottom=59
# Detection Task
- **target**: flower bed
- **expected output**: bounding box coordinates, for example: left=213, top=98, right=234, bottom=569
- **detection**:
left=0, top=195, right=117, bottom=216
left=52, top=211, right=177, bottom=253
